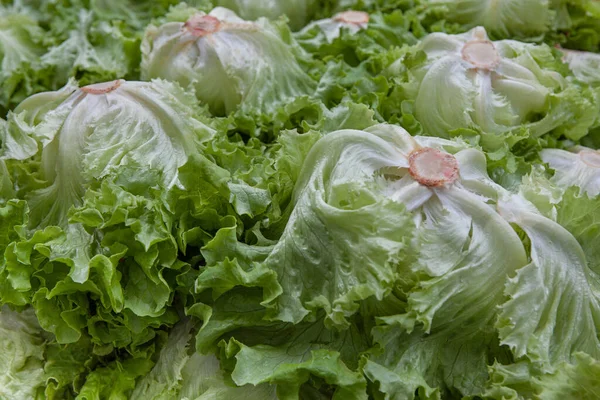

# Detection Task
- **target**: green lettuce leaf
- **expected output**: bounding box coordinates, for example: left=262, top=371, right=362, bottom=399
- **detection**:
left=532, top=352, right=600, bottom=399
left=0, top=180, right=181, bottom=348
left=131, top=318, right=278, bottom=400
left=188, top=287, right=369, bottom=399
left=0, top=156, right=16, bottom=201
left=550, top=0, right=600, bottom=51
left=43, top=334, right=97, bottom=399
left=0, top=7, right=47, bottom=114
left=76, top=357, right=154, bottom=400
left=484, top=352, right=600, bottom=400
left=554, top=185, right=600, bottom=275
left=40, top=10, right=141, bottom=88
left=496, top=191, right=600, bottom=369
left=296, top=10, right=418, bottom=64
left=0, top=305, right=46, bottom=399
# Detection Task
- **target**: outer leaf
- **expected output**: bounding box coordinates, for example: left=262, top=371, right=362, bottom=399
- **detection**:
left=541, top=147, right=600, bottom=197
left=532, top=352, right=600, bottom=399
left=550, top=0, right=600, bottom=52
left=0, top=160, right=15, bottom=202
left=131, top=318, right=278, bottom=400
left=41, top=9, right=140, bottom=88
left=44, top=334, right=96, bottom=399
left=554, top=187, right=600, bottom=274
left=0, top=11, right=47, bottom=113
left=76, top=357, right=154, bottom=400
left=189, top=287, right=369, bottom=399
left=419, top=0, right=554, bottom=40
left=497, top=195, right=600, bottom=369
left=539, top=148, right=600, bottom=270
left=231, top=346, right=367, bottom=400
left=214, top=0, right=319, bottom=30
left=0, top=305, right=46, bottom=400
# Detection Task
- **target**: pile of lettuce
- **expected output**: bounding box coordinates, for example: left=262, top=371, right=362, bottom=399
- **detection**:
left=1, top=0, right=600, bottom=399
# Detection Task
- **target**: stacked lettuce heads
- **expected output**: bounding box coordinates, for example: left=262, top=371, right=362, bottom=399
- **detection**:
left=2, top=1, right=600, bottom=399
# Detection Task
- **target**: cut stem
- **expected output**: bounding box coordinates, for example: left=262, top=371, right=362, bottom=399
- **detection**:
left=184, top=15, right=221, bottom=37
left=462, top=40, right=500, bottom=71
left=333, top=11, right=370, bottom=26
left=81, top=80, right=123, bottom=94
left=408, top=148, right=459, bottom=187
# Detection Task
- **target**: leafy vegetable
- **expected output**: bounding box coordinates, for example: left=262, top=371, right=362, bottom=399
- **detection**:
left=2, top=78, right=215, bottom=228
left=214, top=0, right=319, bottom=30
left=295, top=9, right=418, bottom=63
left=198, top=124, right=523, bottom=397
left=2, top=1, right=600, bottom=399
left=131, top=318, right=278, bottom=399
left=141, top=7, right=317, bottom=121
left=562, top=48, right=600, bottom=86
left=541, top=146, right=600, bottom=196
left=0, top=305, right=46, bottom=399
left=419, top=0, right=554, bottom=40
left=417, top=0, right=600, bottom=51
left=383, top=26, right=598, bottom=149
left=0, top=4, right=47, bottom=114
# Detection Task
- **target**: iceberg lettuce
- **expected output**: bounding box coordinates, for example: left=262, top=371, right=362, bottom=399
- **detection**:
left=418, top=0, right=554, bottom=40
left=0, top=305, right=46, bottom=399
left=2, top=2, right=600, bottom=399
left=214, top=0, right=319, bottom=30
left=1, top=79, right=215, bottom=228
left=0, top=78, right=234, bottom=364
left=141, top=8, right=317, bottom=119
left=0, top=6, right=47, bottom=114
left=418, top=0, right=600, bottom=51
left=383, top=26, right=598, bottom=149
left=195, top=124, right=526, bottom=396
left=194, top=124, right=600, bottom=398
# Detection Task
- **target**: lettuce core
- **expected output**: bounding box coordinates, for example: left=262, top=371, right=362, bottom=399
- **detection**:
left=81, top=79, right=123, bottom=94
left=332, top=11, right=370, bottom=27
left=461, top=39, right=500, bottom=70
left=408, top=147, right=459, bottom=187
left=184, top=15, right=222, bottom=36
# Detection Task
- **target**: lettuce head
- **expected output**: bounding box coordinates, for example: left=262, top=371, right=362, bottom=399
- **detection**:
left=141, top=7, right=317, bottom=119
left=384, top=26, right=598, bottom=150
